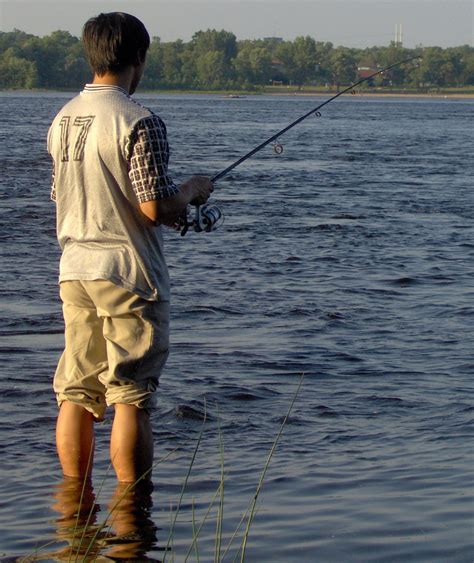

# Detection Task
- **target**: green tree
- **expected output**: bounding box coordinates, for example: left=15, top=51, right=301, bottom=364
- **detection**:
left=180, top=44, right=198, bottom=87
left=196, top=50, right=227, bottom=88
left=379, top=43, right=413, bottom=85
left=162, top=40, right=186, bottom=86
left=330, top=47, right=357, bottom=89
left=191, top=29, right=237, bottom=62
left=141, top=37, right=163, bottom=89
left=313, top=41, right=334, bottom=85
left=21, top=30, right=81, bottom=88
left=0, top=29, right=35, bottom=52
left=276, top=36, right=320, bottom=87
left=292, top=36, right=318, bottom=85
left=191, top=29, right=237, bottom=85
left=0, top=27, right=473, bottom=91
left=233, top=43, right=272, bottom=86
left=0, top=48, right=37, bottom=88
left=63, top=41, right=90, bottom=88
left=413, top=47, right=461, bottom=87
left=459, top=50, right=474, bottom=85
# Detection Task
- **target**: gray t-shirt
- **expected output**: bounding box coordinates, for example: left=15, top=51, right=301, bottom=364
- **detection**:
left=48, top=85, right=178, bottom=301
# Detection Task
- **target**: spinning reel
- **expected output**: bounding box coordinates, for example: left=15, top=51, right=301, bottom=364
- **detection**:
left=179, top=202, right=224, bottom=236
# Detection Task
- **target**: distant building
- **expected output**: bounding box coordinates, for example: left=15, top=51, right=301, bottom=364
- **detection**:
left=264, top=37, right=284, bottom=43
left=357, top=64, right=392, bottom=87
left=357, top=66, right=378, bottom=79
left=271, top=58, right=285, bottom=72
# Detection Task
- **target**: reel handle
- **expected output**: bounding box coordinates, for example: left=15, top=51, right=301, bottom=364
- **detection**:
left=179, top=203, right=223, bottom=236
left=179, top=206, right=193, bottom=236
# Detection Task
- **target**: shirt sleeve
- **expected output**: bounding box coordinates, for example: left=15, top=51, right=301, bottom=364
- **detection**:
left=127, top=114, right=179, bottom=203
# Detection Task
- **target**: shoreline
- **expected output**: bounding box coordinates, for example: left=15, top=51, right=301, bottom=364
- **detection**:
left=1, top=88, right=473, bottom=99
left=262, top=91, right=474, bottom=99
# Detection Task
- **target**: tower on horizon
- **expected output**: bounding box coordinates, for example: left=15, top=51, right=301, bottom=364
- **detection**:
left=394, top=23, right=403, bottom=46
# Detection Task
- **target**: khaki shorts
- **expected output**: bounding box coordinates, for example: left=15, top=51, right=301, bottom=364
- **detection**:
left=54, top=280, right=170, bottom=420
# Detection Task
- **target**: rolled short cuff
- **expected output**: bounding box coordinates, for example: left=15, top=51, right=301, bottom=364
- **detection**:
left=56, top=392, right=107, bottom=421
left=105, top=379, right=158, bottom=412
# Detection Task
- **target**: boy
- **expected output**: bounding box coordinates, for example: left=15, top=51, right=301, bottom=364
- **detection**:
left=48, top=12, right=213, bottom=482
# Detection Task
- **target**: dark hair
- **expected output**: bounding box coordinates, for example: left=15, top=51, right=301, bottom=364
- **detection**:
left=82, top=12, right=150, bottom=76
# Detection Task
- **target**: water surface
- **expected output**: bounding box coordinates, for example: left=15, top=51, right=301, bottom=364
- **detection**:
left=0, top=91, right=473, bottom=561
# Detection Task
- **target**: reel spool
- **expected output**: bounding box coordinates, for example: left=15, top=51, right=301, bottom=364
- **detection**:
left=180, top=202, right=224, bottom=236
left=194, top=203, right=223, bottom=233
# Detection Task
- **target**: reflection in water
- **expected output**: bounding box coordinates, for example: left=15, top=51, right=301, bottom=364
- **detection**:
left=102, top=480, right=160, bottom=561
left=50, top=477, right=101, bottom=561
left=47, top=478, right=160, bottom=561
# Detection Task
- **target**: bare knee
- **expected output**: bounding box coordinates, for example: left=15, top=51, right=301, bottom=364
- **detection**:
left=56, top=401, right=95, bottom=479
left=110, top=404, right=153, bottom=483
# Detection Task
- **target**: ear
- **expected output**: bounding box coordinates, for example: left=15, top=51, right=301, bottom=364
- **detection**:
left=137, top=50, right=147, bottom=66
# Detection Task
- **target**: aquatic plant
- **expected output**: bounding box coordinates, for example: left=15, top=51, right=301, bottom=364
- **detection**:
left=21, top=376, right=303, bottom=562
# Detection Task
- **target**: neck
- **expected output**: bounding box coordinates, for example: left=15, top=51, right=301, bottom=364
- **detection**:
left=92, top=68, right=135, bottom=94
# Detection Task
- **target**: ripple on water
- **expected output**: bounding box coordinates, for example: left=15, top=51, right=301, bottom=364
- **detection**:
left=0, top=93, right=473, bottom=561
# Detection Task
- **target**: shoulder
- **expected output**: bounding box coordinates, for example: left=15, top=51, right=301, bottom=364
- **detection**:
left=130, top=112, right=168, bottom=141
left=49, top=93, right=82, bottom=122
left=125, top=112, right=170, bottom=161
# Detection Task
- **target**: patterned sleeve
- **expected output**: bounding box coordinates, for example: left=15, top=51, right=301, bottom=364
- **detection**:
left=127, top=114, right=179, bottom=203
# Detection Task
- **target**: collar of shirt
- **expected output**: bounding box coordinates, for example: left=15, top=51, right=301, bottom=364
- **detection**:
left=83, top=84, right=129, bottom=96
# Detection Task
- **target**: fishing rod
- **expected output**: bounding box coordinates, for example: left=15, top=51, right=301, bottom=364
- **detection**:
left=181, top=55, right=421, bottom=235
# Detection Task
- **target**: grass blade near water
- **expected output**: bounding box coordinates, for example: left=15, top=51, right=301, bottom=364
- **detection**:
left=184, top=482, right=222, bottom=562
left=214, top=406, right=225, bottom=562
left=22, top=377, right=302, bottom=562
left=191, top=498, right=200, bottom=562
left=163, top=404, right=208, bottom=561
left=234, top=374, right=304, bottom=562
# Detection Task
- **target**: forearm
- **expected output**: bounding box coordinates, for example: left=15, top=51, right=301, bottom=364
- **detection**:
left=154, top=182, right=196, bottom=223
left=139, top=177, right=212, bottom=225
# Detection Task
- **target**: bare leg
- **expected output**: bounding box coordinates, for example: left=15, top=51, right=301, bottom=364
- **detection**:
left=56, top=401, right=95, bottom=479
left=110, top=404, right=153, bottom=483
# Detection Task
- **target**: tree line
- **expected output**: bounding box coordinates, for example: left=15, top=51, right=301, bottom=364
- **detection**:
left=1, top=28, right=473, bottom=91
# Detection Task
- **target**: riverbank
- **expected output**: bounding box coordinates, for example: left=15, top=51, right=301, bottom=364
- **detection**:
left=2, top=86, right=474, bottom=99
left=265, top=86, right=474, bottom=99
left=143, top=86, right=474, bottom=98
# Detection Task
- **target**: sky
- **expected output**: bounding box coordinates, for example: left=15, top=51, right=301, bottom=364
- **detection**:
left=0, top=0, right=473, bottom=48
